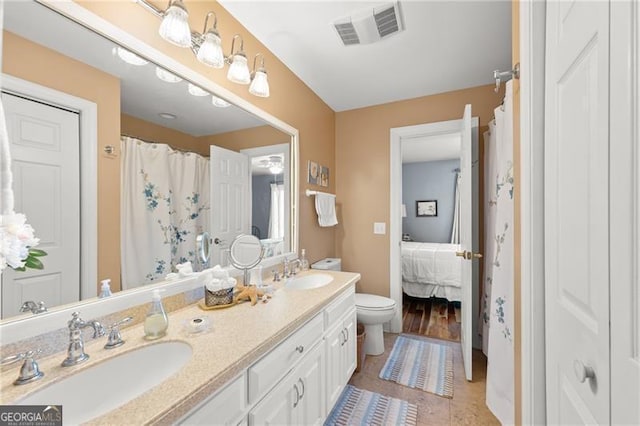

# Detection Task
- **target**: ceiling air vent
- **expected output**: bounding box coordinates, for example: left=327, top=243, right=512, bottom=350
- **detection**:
left=333, top=2, right=404, bottom=46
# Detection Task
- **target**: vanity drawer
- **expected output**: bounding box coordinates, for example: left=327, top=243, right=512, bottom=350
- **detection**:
left=324, top=286, right=355, bottom=330
left=248, top=313, right=323, bottom=404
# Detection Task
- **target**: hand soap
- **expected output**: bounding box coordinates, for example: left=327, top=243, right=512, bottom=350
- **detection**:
left=299, top=249, right=309, bottom=271
left=99, top=279, right=112, bottom=298
left=144, top=289, right=168, bottom=340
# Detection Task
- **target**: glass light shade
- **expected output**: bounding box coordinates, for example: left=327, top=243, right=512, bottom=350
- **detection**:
left=115, top=47, right=148, bottom=66
left=249, top=70, right=270, bottom=98
left=159, top=2, right=191, bottom=48
left=226, top=54, right=251, bottom=85
left=269, top=164, right=283, bottom=174
left=196, top=32, right=224, bottom=68
left=155, top=66, right=182, bottom=83
left=211, top=96, right=231, bottom=108
left=188, top=83, right=209, bottom=97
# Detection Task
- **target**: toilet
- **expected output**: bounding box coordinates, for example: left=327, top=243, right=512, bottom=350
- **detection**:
left=354, top=293, right=396, bottom=356
left=311, top=258, right=397, bottom=356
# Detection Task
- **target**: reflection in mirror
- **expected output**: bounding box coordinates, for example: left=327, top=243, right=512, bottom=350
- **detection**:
left=196, top=232, right=211, bottom=270
left=228, top=234, right=264, bottom=287
left=0, top=1, right=297, bottom=320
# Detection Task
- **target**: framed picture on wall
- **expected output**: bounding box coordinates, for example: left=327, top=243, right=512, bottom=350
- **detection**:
left=416, top=200, right=437, bottom=217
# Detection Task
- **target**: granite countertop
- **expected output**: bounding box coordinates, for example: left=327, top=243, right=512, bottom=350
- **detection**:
left=0, top=270, right=360, bottom=425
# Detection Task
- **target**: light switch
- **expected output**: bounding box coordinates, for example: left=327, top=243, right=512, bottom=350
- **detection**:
left=373, top=222, right=386, bottom=235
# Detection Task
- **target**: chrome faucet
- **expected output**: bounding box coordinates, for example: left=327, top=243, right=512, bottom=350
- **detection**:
left=61, top=312, right=106, bottom=367
left=19, top=301, right=47, bottom=314
left=1, top=349, right=44, bottom=385
left=283, top=258, right=301, bottom=278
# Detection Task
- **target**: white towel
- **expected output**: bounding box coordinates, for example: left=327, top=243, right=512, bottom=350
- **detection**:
left=314, top=193, right=338, bottom=227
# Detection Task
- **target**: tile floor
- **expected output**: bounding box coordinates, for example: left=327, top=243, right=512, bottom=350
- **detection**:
left=348, top=333, right=500, bottom=425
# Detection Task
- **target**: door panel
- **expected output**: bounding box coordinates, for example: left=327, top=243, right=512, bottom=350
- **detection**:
left=544, top=1, right=610, bottom=423
left=1, top=92, right=80, bottom=318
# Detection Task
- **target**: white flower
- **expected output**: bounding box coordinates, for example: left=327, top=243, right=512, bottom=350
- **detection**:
left=0, top=212, right=40, bottom=271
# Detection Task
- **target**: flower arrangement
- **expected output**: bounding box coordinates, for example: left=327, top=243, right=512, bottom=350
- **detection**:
left=0, top=212, right=46, bottom=271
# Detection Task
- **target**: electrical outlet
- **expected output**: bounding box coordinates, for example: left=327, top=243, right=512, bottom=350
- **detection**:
left=373, top=222, right=386, bottom=235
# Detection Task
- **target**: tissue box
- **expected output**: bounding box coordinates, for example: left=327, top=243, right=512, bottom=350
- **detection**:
left=205, top=287, right=234, bottom=306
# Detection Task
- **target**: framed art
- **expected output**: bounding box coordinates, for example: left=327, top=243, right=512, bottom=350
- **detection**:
left=308, top=160, right=319, bottom=185
left=416, top=200, right=437, bottom=217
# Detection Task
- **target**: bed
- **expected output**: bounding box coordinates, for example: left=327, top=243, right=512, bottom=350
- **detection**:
left=401, top=241, right=463, bottom=302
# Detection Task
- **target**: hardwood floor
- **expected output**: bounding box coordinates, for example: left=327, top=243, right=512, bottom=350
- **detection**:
left=349, top=333, right=499, bottom=425
left=403, top=295, right=461, bottom=341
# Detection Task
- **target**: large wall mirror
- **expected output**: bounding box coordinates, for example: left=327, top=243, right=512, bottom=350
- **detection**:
left=0, top=0, right=298, bottom=321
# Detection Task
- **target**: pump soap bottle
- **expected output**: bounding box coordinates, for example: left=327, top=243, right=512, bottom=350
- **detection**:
left=300, top=249, right=309, bottom=271
left=144, top=289, right=168, bottom=340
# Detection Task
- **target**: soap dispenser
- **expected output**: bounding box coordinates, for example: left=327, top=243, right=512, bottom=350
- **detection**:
left=99, top=279, right=112, bottom=298
left=144, top=289, right=168, bottom=340
left=299, top=249, right=309, bottom=271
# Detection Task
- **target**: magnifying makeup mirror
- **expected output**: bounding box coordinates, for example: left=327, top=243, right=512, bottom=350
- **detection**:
left=196, top=232, right=211, bottom=270
left=228, top=234, right=264, bottom=285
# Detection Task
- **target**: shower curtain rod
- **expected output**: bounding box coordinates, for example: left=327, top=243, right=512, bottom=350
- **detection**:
left=493, top=63, right=520, bottom=93
left=120, top=134, right=209, bottom=157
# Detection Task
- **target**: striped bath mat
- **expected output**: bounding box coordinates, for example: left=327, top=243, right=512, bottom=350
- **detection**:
left=325, top=385, right=417, bottom=426
left=379, top=335, right=454, bottom=398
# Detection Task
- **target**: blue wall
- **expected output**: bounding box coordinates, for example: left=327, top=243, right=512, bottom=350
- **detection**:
left=251, top=174, right=282, bottom=239
left=402, top=159, right=460, bottom=243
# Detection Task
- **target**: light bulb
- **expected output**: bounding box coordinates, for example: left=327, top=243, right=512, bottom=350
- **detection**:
left=155, top=66, right=182, bottom=83
left=159, top=0, right=191, bottom=48
left=188, top=83, right=209, bottom=97
left=227, top=54, right=251, bottom=85
left=115, top=47, right=148, bottom=66
left=249, top=70, right=270, bottom=98
left=211, top=96, right=231, bottom=108
left=269, top=164, right=283, bottom=174
left=196, top=32, right=224, bottom=68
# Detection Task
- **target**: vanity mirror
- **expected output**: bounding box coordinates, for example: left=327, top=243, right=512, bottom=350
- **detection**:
left=0, top=0, right=298, bottom=322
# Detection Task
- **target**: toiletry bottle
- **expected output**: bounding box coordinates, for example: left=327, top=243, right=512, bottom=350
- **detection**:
left=144, top=289, right=168, bottom=340
left=99, top=279, right=112, bottom=298
left=300, top=249, right=309, bottom=271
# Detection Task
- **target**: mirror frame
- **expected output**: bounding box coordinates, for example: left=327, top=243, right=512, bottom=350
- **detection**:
left=0, top=0, right=299, bottom=344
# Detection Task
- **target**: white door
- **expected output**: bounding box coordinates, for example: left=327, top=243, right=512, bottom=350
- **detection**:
left=210, top=145, right=250, bottom=267
left=458, top=104, right=474, bottom=381
left=544, top=1, right=610, bottom=423
left=1, top=92, right=80, bottom=318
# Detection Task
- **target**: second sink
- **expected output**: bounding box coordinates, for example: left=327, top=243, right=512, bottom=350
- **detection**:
left=16, top=341, right=192, bottom=424
left=284, top=273, right=334, bottom=290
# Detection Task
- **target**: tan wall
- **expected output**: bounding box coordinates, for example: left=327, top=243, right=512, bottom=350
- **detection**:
left=76, top=0, right=336, bottom=265
left=335, top=85, right=500, bottom=296
left=200, top=125, right=290, bottom=152
left=2, top=31, right=123, bottom=292
left=121, top=114, right=203, bottom=155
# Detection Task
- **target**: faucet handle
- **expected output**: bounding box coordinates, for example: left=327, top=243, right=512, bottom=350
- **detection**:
left=104, top=316, right=133, bottom=349
left=1, top=349, right=45, bottom=385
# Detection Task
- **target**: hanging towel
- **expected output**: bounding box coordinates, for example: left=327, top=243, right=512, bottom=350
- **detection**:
left=315, top=193, right=338, bottom=227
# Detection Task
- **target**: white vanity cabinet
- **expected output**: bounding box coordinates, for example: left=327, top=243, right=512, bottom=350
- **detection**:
left=323, top=289, right=357, bottom=413
left=248, top=341, right=325, bottom=425
left=179, top=373, right=247, bottom=426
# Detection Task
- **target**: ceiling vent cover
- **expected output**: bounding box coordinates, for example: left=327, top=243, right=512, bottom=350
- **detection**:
left=333, top=2, right=404, bottom=46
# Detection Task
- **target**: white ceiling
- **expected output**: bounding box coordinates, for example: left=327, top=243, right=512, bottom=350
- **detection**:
left=218, top=0, right=512, bottom=111
left=402, top=132, right=460, bottom=163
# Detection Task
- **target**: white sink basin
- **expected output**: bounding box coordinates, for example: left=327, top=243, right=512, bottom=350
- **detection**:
left=284, top=273, right=334, bottom=290
left=17, top=341, right=192, bottom=424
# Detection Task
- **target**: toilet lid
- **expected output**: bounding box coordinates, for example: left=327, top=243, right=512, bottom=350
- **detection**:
left=355, top=293, right=396, bottom=310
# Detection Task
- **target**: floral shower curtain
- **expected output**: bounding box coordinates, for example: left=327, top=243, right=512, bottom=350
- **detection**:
left=481, top=80, right=515, bottom=424
left=121, top=136, right=210, bottom=289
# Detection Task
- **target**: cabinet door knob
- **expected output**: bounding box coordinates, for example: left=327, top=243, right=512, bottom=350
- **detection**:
left=295, top=345, right=304, bottom=354
left=573, top=359, right=595, bottom=383
left=344, top=327, right=349, bottom=342
left=293, top=383, right=300, bottom=408
left=298, top=378, right=305, bottom=399
left=340, top=330, right=346, bottom=346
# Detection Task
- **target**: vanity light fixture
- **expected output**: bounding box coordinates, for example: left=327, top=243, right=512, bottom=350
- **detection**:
left=196, top=12, right=224, bottom=68
left=211, top=95, right=231, bottom=108
left=225, top=35, right=251, bottom=85
left=114, top=47, right=149, bottom=66
left=188, top=82, right=209, bottom=97
left=158, top=0, right=192, bottom=48
left=155, top=66, right=182, bottom=83
left=249, top=53, right=270, bottom=98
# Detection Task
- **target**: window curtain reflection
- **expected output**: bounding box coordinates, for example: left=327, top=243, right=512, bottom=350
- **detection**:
left=268, top=183, right=284, bottom=239
left=450, top=172, right=461, bottom=244
left=120, top=136, right=210, bottom=289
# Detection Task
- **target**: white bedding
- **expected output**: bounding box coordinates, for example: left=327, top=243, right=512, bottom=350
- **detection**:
left=401, top=242, right=462, bottom=301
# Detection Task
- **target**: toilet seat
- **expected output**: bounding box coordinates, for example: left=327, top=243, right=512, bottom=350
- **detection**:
left=355, top=293, right=396, bottom=311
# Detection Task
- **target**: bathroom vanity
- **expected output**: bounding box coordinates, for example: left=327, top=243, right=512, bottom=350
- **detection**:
left=0, top=270, right=359, bottom=425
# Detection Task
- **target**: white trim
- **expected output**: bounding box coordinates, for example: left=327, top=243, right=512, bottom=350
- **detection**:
left=1, top=73, right=98, bottom=300
left=389, top=118, right=478, bottom=334
left=519, top=1, right=547, bottom=424
left=0, top=0, right=299, bottom=343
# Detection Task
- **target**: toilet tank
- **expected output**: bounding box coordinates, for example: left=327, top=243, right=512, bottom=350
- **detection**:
left=310, top=258, right=341, bottom=271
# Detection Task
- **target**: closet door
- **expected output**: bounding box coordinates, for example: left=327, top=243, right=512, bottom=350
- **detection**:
left=544, top=1, right=610, bottom=424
